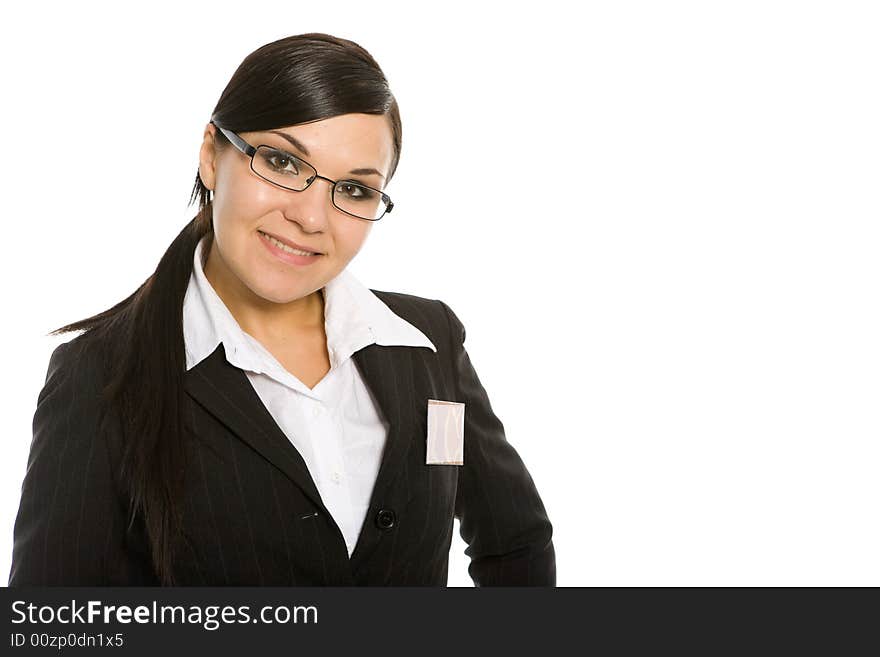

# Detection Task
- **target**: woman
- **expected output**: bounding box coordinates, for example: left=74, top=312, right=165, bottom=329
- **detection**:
left=8, top=33, right=555, bottom=586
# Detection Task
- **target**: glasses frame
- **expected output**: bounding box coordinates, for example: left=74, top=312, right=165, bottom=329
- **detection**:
left=209, top=121, right=393, bottom=222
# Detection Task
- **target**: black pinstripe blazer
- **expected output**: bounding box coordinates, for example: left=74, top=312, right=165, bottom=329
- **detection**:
left=8, top=292, right=555, bottom=586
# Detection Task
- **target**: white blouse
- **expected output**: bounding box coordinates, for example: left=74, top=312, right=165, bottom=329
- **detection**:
left=182, top=234, right=437, bottom=557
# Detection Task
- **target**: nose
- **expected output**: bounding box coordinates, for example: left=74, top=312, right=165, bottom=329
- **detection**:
left=282, top=175, right=333, bottom=231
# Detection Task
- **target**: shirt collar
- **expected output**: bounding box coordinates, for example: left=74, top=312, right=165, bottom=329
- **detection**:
left=182, top=233, right=437, bottom=373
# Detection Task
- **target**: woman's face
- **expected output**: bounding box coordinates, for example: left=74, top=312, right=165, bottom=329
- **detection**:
left=197, top=113, right=393, bottom=310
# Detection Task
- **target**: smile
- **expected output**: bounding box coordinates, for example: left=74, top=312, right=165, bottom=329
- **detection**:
left=258, top=230, right=323, bottom=265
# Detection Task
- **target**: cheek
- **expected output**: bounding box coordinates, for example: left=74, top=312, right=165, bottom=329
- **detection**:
left=335, top=221, right=373, bottom=258
left=213, top=175, right=274, bottom=230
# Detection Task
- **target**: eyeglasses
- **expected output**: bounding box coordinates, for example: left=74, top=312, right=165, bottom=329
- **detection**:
left=210, top=121, right=394, bottom=222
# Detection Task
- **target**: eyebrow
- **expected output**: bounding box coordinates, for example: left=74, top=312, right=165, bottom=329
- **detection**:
left=266, top=129, right=386, bottom=181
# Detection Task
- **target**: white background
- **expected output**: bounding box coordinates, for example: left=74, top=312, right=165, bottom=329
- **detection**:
left=1, top=0, right=878, bottom=586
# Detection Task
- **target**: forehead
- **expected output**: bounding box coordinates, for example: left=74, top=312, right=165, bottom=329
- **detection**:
left=245, top=113, right=392, bottom=178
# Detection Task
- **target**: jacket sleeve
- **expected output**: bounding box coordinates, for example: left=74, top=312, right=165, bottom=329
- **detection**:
left=7, top=338, right=157, bottom=586
left=439, top=301, right=556, bottom=586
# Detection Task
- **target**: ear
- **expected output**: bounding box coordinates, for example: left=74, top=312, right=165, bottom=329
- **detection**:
left=198, top=123, right=219, bottom=191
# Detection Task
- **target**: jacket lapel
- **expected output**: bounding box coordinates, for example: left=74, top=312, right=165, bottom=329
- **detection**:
left=183, top=342, right=326, bottom=511
left=349, top=342, right=419, bottom=563
left=351, top=342, right=416, bottom=511
left=183, top=341, right=419, bottom=537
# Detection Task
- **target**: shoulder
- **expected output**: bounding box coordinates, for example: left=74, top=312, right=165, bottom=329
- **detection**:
left=369, top=289, right=466, bottom=347
left=42, top=328, right=115, bottom=394
left=30, top=330, right=119, bottom=463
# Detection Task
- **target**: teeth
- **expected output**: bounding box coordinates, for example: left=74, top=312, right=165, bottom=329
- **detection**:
left=261, top=231, right=318, bottom=256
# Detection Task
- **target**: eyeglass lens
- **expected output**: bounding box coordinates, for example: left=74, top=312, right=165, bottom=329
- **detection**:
left=252, top=145, right=387, bottom=220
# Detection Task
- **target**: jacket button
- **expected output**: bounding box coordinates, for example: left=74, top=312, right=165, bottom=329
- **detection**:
left=375, top=509, right=396, bottom=530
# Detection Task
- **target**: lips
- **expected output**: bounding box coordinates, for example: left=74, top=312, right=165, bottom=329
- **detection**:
left=258, top=230, right=324, bottom=255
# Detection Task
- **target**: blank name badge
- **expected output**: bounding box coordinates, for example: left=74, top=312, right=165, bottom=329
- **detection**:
left=426, top=399, right=465, bottom=465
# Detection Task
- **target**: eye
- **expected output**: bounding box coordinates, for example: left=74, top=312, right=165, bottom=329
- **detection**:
left=335, top=182, right=378, bottom=201
left=262, top=149, right=301, bottom=175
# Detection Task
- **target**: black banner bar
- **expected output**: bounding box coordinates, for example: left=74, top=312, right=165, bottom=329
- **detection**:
left=1, top=587, right=874, bottom=654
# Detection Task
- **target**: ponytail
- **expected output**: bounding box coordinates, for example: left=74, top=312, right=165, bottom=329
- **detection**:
left=50, top=205, right=213, bottom=585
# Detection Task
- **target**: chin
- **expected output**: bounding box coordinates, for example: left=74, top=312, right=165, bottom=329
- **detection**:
left=253, top=286, right=311, bottom=305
